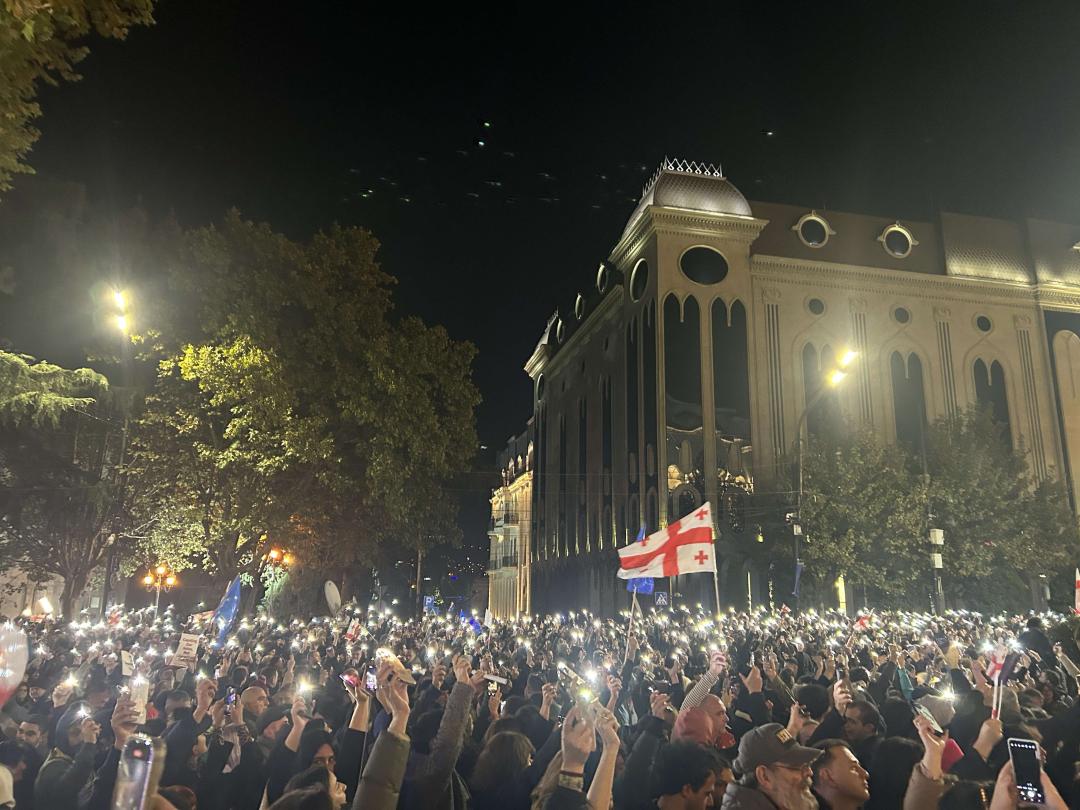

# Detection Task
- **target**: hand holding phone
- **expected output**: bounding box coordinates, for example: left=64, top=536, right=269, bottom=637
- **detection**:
left=1007, top=738, right=1046, bottom=806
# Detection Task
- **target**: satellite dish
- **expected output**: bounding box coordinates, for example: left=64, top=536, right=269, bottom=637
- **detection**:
left=324, top=581, right=342, bottom=615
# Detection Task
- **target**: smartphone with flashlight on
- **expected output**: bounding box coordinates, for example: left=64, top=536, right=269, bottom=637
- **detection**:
left=364, top=667, right=378, bottom=692
left=1007, top=738, right=1046, bottom=806
left=225, top=686, right=237, bottom=717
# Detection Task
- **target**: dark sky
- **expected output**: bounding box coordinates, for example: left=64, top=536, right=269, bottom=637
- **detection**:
left=8, top=1, right=1080, bottom=559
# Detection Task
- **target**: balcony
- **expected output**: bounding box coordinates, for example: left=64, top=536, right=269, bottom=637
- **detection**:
left=489, top=511, right=521, bottom=530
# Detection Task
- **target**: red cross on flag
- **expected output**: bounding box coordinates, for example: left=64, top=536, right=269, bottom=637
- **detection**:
left=617, top=502, right=716, bottom=579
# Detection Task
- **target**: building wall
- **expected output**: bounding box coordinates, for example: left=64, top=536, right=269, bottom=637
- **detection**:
left=523, top=165, right=1080, bottom=616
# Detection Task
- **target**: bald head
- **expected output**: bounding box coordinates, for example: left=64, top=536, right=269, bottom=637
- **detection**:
left=241, top=686, right=268, bottom=716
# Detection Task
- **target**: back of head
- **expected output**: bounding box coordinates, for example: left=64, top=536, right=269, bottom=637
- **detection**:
left=851, top=700, right=885, bottom=736
left=267, top=786, right=333, bottom=810
left=483, top=716, right=526, bottom=744
left=471, top=731, right=535, bottom=793
left=795, top=683, right=830, bottom=721
left=157, top=785, right=198, bottom=810
left=672, top=707, right=715, bottom=746
left=411, top=708, right=444, bottom=755
left=284, top=765, right=331, bottom=795
left=652, top=740, right=721, bottom=799
left=939, top=779, right=995, bottom=810
left=0, top=741, right=27, bottom=770
left=879, top=698, right=916, bottom=739
left=866, top=737, right=922, bottom=810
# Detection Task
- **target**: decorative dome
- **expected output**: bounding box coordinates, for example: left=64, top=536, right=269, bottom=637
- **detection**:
left=622, top=158, right=752, bottom=237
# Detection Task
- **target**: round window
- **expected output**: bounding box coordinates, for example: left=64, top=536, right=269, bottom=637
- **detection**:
left=881, top=225, right=916, bottom=259
left=630, top=260, right=649, bottom=302
left=808, top=298, right=826, bottom=316
left=556, top=318, right=566, bottom=343
left=596, top=262, right=613, bottom=295
left=536, top=374, right=546, bottom=400
left=976, top=315, right=993, bottom=333
left=893, top=306, right=911, bottom=324
left=803, top=217, right=825, bottom=246
left=574, top=293, right=586, bottom=321
left=679, top=246, right=729, bottom=284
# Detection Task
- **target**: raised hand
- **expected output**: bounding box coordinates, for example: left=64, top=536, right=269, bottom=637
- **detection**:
left=111, top=696, right=140, bottom=750
left=709, top=650, right=727, bottom=677
left=561, top=706, right=596, bottom=772
left=739, top=665, right=763, bottom=694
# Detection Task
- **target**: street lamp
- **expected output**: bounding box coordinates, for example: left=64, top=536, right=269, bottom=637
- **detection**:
left=793, top=349, right=859, bottom=613
left=143, top=564, right=177, bottom=618
left=262, top=547, right=292, bottom=619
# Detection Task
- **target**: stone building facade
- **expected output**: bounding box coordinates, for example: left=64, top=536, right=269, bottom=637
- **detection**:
left=487, top=430, right=533, bottom=618
left=516, top=158, right=1080, bottom=616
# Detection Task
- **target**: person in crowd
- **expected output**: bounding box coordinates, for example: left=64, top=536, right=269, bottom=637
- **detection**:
left=811, top=739, right=869, bottom=810
left=722, top=722, right=822, bottom=809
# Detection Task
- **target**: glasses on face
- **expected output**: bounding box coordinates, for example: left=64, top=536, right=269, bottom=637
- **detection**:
left=772, top=763, right=812, bottom=776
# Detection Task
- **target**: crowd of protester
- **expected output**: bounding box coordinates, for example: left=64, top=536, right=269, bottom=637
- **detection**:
left=0, top=600, right=1078, bottom=809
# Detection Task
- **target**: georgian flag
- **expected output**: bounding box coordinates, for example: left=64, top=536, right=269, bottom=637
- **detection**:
left=985, top=644, right=1009, bottom=681
left=617, top=502, right=716, bottom=579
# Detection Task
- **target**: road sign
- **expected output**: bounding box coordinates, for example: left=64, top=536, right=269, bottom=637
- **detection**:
left=654, top=591, right=669, bottom=607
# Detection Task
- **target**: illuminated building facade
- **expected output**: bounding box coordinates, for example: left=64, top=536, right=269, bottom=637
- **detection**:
left=521, top=158, right=1080, bottom=615
left=487, top=430, right=533, bottom=618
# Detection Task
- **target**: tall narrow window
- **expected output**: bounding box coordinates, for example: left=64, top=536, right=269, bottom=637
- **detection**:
left=974, top=359, right=1012, bottom=446
left=891, top=351, right=927, bottom=447
left=712, top=299, right=751, bottom=439
left=664, top=295, right=704, bottom=522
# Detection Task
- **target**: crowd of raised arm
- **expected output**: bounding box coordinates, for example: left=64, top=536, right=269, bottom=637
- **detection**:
left=0, top=603, right=1078, bottom=810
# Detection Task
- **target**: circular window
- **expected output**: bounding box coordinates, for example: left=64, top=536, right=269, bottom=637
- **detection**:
left=893, top=306, right=911, bottom=324
left=574, top=293, right=586, bottom=321
left=880, top=224, right=917, bottom=259
left=630, top=259, right=649, bottom=302
left=536, top=374, right=546, bottom=400
left=679, top=246, right=729, bottom=284
left=596, top=262, right=613, bottom=295
left=975, top=315, right=993, bottom=333
left=556, top=318, right=566, bottom=343
left=793, top=213, right=833, bottom=248
left=807, top=298, right=826, bottom=316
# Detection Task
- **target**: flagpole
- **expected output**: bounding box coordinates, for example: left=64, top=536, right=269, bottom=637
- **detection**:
left=712, top=546, right=722, bottom=617
left=624, top=591, right=639, bottom=663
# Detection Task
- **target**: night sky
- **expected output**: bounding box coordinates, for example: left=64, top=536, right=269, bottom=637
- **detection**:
left=5, top=1, right=1080, bottom=562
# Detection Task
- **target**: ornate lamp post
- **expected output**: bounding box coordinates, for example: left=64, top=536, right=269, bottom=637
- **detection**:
left=142, top=565, right=177, bottom=619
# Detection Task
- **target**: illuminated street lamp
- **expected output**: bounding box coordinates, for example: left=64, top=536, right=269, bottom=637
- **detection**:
left=793, top=349, right=859, bottom=613
left=143, top=564, right=177, bottom=618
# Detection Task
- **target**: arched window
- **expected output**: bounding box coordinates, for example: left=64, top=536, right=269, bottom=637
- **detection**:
left=712, top=299, right=751, bottom=439
left=974, top=359, right=1012, bottom=447
left=891, top=351, right=928, bottom=447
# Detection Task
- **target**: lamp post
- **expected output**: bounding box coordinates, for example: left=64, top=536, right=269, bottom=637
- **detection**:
left=262, top=548, right=292, bottom=619
left=793, top=349, right=858, bottom=613
left=100, top=289, right=133, bottom=619
left=142, top=565, right=177, bottom=619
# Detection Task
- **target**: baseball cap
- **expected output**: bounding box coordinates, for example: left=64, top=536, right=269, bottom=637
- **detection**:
left=733, top=723, right=822, bottom=776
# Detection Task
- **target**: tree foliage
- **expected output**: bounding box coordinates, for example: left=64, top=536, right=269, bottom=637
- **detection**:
left=0, top=349, right=107, bottom=426
left=0, top=0, right=154, bottom=190
left=799, top=407, right=1080, bottom=612
left=131, top=211, right=480, bottom=588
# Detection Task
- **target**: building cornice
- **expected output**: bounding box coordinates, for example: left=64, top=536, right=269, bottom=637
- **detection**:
left=532, top=288, right=623, bottom=379
left=751, top=254, right=1051, bottom=308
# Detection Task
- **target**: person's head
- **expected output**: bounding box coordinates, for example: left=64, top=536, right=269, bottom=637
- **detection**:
left=410, top=708, right=444, bottom=755
left=267, top=786, right=335, bottom=810
left=653, top=741, right=721, bottom=810
left=471, top=732, right=535, bottom=793
left=812, top=740, right=869, bottom=807
left=297, top=726, right=335, bottom=772
left=482, top=716, right=526, bottom=744
left=701, top=695, right=728, bottom=735
left=672, top=707, right=715, bottom=746
left=242, top=686, right=270, bottom=716
left=157, top=784, right=197, bottom=810
left=732, top=724, right=821, bottom=810
left=0, top=741, right=30, bottom=782
left=842, top=701, right=882, bottom=744
left=938, top=779, right=995, bottom=810
left=257, top=705, right=291, bottom=741
left=156, top=669, right=176, bottom=692
left=794, top=684, right=830, bottom=721
left=879, top=698, right=917, bottom=740
left=55, top=703, right=92, bottom=756
left=1026, top=617, right=1043, bottom=630
left=86, top=681, right=111, bottom=711
left=165, top=689, right=193, bottom=722
left=867, top=737, right=922, bottom=808
left=17, top=716, right=46, bottom=749
left=27, top=683, right=46, bottom=701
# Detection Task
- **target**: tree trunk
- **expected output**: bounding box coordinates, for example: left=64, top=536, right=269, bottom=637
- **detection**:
left=60, top=571, right=87, bottom=619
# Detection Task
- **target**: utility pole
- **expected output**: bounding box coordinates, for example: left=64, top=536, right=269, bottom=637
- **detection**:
left=415, top=548, right=423, bottom=616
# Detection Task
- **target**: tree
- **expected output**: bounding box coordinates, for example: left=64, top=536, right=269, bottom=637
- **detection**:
left=799, top=426, right=928, bottom=606
left=924, top=407, right=1080, bottom=610
left=0, top=0, right=155, bottom=190
left=0, top=398, right=131, bottom=617
left=0, top=349, right=107, bottom=425
left=131, top=212, right=480, bottom=594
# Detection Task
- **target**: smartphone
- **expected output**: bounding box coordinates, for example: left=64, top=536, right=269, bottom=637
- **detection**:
left=1007, top=738, right=1045, bottom=805
left=483, top=673, right=509, bottom=686
left=225, top=686, right=237, bottom=716
left=911, top=702, right=944, bottom=736
left=128, top=676, right=150, bottom=726
left=487, top=681, right=499, bottom=695
left=364, top=667, right=378, bottom=691
left=112, top=734, right=164, bottom=809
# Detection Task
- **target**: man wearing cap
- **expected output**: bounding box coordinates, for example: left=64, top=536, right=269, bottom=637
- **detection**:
left=722, top=723, right=821, bottom=810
